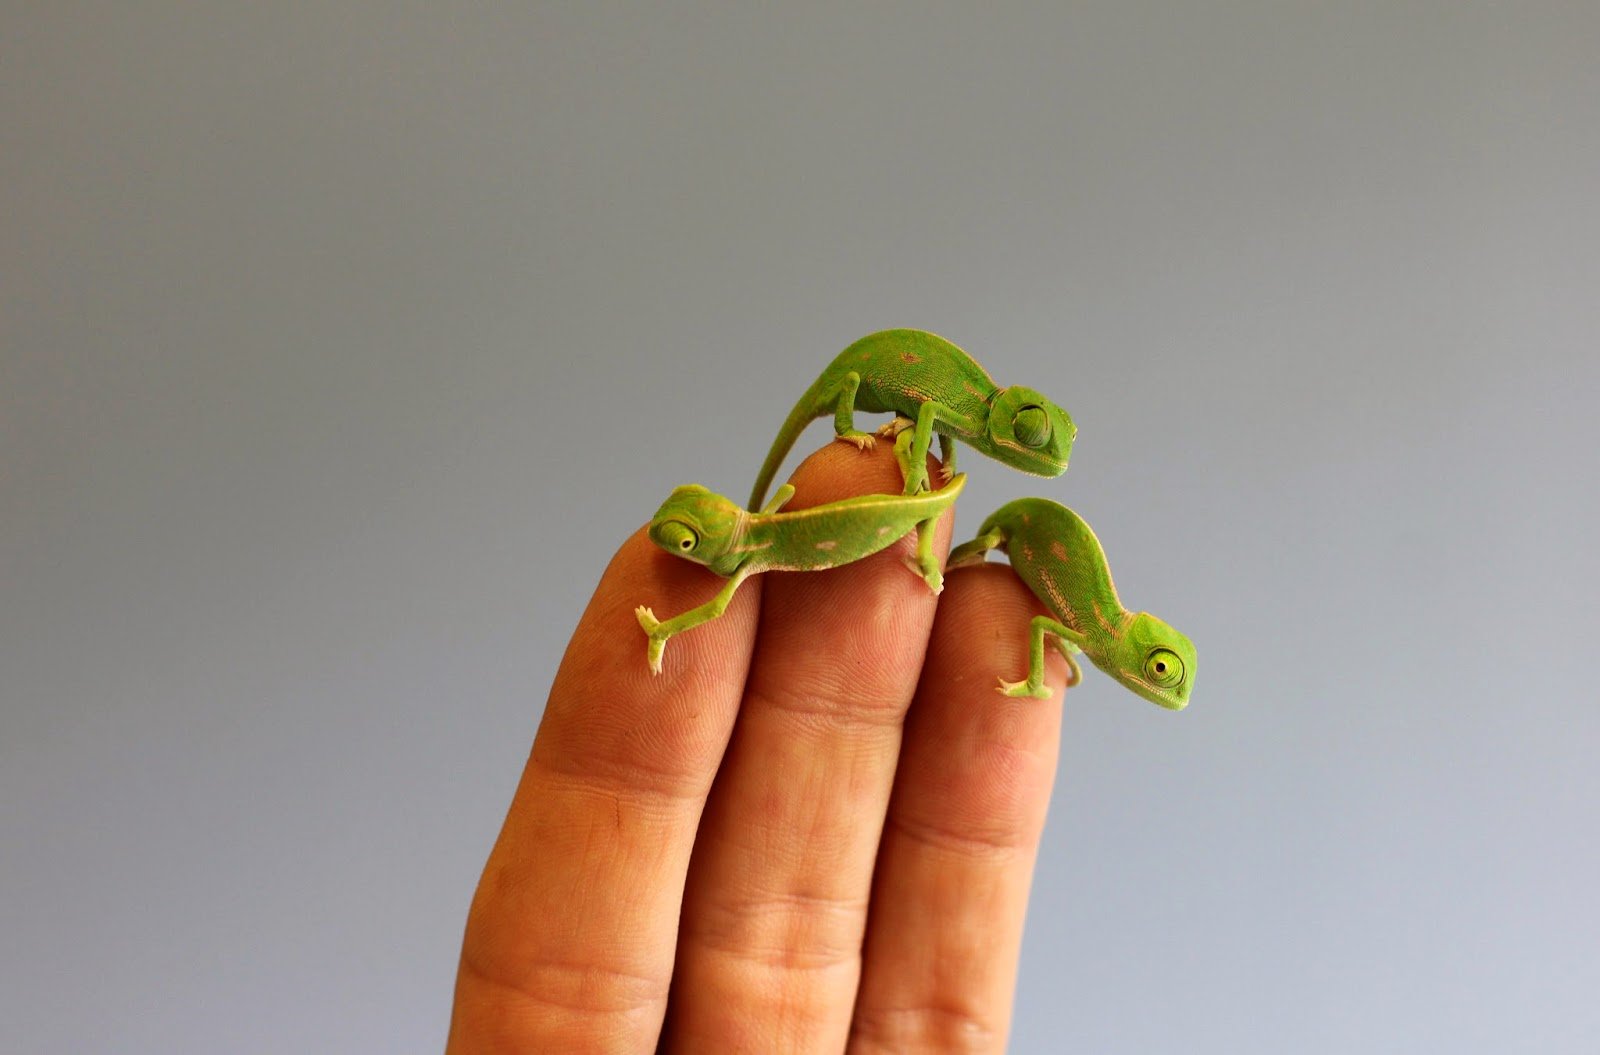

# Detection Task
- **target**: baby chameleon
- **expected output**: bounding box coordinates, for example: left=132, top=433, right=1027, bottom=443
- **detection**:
left=636, top=469, right=966, bottom=674
left=748, top=329, right=1076, bottom=586
left=947, top=498, right=1196, bottom=709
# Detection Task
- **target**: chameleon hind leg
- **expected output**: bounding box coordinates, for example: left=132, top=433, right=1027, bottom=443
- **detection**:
left=824, top=371, right=876, bottom=450
left=760, top=484, right=795, bottom=515
left=635, top=567, right=755, bottom=674
left=998, top=616, right=1086, bottom=699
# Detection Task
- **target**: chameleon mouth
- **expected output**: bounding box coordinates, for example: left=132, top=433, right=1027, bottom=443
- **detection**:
left=1119, top=671, right=1188, bottom=710
left=996, top=443, right=1067, bottom=477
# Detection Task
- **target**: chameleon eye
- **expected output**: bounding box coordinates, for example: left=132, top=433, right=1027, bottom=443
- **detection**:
left=652, top=520, right=700, bottom=554
left=1013, top=405, right=1051, bottom=448
left=1143, top=649, right=1184, bottom=689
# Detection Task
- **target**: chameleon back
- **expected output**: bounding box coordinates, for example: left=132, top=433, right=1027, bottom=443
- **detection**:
left=984, top=499, right=1122, bottom=638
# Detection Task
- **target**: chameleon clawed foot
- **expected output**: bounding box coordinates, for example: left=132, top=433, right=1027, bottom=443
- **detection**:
left=836, top=430, right=877, bottom=451
left=875, top=416, right=915, bottom=438
left=902, top=554, right=944, bottom=594
left=936, top=460, right=958, bottom=485
left=997, top=676, right=1051, bottom=700
left=634, top=605, right=669, bottom=674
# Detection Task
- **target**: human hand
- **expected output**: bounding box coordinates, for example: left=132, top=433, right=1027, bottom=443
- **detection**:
left=446, top=440, right=1072, bottom=1053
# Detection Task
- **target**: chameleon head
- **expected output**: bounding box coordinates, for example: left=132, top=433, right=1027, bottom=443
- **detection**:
left=987, top=386, right=1076, bottom=478
left=1103, top=611, right=1196, bottom=711
left=647, top=484, right=746, bottom=575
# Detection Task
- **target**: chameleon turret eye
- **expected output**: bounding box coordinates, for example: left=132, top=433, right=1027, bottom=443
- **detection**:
left=1013, top=405, right=1051, bottom=448
left=1144, top=648, right=1184, bottom=689
left=652, top=520, right=700, bottom=554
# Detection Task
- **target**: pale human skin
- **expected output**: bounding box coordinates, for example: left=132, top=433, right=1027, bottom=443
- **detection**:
left=447, top=440, right=1073, bottom=1053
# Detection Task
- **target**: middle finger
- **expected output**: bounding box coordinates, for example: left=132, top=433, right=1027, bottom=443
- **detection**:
left=661, top=440, right=951, bottom=1052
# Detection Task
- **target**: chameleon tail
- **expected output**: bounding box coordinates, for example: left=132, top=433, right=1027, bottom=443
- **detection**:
left=747, top=386, right=824, bottom=511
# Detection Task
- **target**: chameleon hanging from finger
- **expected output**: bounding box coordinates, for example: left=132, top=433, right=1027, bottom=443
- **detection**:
left=947, top=498, right=1196, bottom=709
left=637, top=460, right=965, bottom=675
left=747, top=328, right=1076, bottom=511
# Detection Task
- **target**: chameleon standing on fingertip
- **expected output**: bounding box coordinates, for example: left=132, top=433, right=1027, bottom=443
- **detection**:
left=947, top=498, right=1196, bottom=709
left=747, top=328, right=1076, bottom=588
left=637, top=443, right=966, bottom=674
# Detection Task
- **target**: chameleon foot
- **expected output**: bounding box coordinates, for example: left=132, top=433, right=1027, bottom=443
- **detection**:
left=835, top=430, right=877, bottom=451
left=997, top=676, right=1051, bottom=700
left=903, top=554, right=944, bottom=594
left=936, top=460, right=958, bottom=485
left=634, top=606, right=668, bottom=674
left=875, top=416, right=915, bottom=438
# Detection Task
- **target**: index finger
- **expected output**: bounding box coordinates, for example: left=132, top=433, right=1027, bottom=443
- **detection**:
left=447, top=510, right=761, bottom=1052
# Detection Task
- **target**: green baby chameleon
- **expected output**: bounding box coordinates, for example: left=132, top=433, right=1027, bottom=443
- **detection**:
left=947, top=498, right=1196, bottom=709
left=747, top=328, right=1076, bottom=587
left=637, top=464, right=966, bottom=674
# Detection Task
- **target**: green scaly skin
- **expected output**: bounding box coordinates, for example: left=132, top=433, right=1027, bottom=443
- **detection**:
left=948, top=498, right=1196, bottom=709
left=637, top=454, right=966, bottom=674
left=747, top=329, right=1075, bottom=584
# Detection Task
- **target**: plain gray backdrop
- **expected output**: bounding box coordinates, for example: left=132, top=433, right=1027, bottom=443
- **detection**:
left=5, top=3, right=1598, bottom=1052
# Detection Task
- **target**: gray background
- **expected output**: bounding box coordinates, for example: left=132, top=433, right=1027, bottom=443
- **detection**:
left=5, top=3, right=1597, bottom=1052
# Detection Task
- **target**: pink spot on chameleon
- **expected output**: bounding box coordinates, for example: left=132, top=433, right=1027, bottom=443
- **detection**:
left=901, top=349, right=921, bottom=364
left=1049, top=540, right=1070, bottom=563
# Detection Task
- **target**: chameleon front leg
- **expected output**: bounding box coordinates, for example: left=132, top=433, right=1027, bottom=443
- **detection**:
left=902, top=400, right=980, bottom=495
left=908, top=516, right=944, bottom=594
left=887, top=428, right=946, bottom=593
left=635, top=566, right=755, bottom=674
left=998, top=616, right=1087, bottom=699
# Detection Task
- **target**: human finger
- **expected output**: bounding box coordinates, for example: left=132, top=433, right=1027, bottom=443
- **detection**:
left=849, top=562, right=1067, bottom=1054
left=661, top=440, right=951, bottom=1053
left=447, top=524, right=762, bottom=1053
